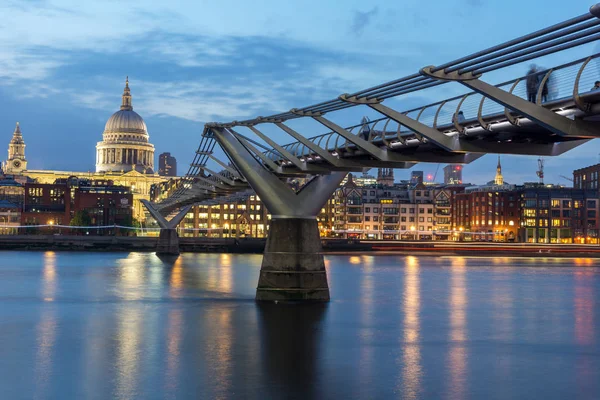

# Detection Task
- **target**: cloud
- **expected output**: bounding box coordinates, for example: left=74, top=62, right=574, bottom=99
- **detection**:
left=350, top=7, right=379, bottom=36
left=2, top=30, right=424, bottom=126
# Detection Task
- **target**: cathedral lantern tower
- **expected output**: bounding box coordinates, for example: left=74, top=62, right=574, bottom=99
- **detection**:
left=96, top=78, right=155, bottom=173
left=2, top=122, right=28, bottom=175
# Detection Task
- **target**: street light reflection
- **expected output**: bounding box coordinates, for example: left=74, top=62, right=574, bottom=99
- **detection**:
left=34, top=298, right=57, bottom=398
left=42, top=251, right=57, bottom=302
left=401, top=255, right=422, bottom=399
left=448, top=257, right=468, bottom=399
left=358, top=252, right=375, bottom=393
left=117, top=253, right=146, bottom=300
left=575, top=270, right=595, bottom=346
left=165, top=309, right=183, bottom=393
left=219, top=254, right=233, bottom=293
left=349, top=256, right=361, bottom=265
left=115, top=308, right=143, bottom=400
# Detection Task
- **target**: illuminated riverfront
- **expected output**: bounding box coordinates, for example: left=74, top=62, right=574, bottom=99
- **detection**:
left=3, top=0, right=600, bottom=398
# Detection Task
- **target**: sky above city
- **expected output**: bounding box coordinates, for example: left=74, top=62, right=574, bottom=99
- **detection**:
left=1, top=0, right=599, bottom=185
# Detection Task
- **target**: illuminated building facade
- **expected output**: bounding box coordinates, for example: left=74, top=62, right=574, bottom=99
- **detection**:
left=519, top=187, right=599, bottom=243
left=22, top=169, right=166, bottom=222
left=176, top=193, right=334, bottom=238
left=331, top=174, right=444, bottom=240
left=452, top=187, right=520, bottom=242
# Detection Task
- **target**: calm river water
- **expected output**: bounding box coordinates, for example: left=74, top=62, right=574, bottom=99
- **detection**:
left=0, top=252, right=599, bottom=399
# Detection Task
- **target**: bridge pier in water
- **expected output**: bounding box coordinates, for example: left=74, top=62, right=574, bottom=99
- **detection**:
left=156, top=228, right=180, bottom=255
left=258, top=217, right=329, bottom=301
left=141, top=200, right=191, bottom=256
left=212, top=127, right=345, bottom=302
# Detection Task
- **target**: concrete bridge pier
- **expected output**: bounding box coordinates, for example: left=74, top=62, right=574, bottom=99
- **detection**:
left=258, top=217, right=329, bottom=301
left=212, top=127, right=346, bottom=302
left=156, top=228, right=181, bottom=255
left=141, top=200, right=191, bottom=256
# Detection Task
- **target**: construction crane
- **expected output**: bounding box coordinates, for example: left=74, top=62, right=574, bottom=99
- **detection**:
left=536, top=158, right=545, bottom=184
left=432, top=164, right=441, bottom=182
left=560, top=175, right=573, bottom=182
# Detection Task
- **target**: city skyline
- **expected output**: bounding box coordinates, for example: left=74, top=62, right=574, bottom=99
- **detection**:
left=1, top=0, right=599, bottom=184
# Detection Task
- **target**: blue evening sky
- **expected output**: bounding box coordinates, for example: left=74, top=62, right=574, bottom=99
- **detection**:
left=0, top=0, right=599, bottom=184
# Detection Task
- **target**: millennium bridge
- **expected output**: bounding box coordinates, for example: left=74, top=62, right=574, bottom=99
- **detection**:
left=144, top=3, right=600, bottom=302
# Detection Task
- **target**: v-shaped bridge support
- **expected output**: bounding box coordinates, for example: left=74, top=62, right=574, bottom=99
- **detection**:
left=211, top=126, right=347, bottom=302
left=141, top=200, right=192, bottom=255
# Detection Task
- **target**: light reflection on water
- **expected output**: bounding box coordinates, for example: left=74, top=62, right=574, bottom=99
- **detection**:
left=0, top=252, right=599, bottom=399
left=401, top=255, right=421, bottom=400
left=448, top=257, right=467, bottom=400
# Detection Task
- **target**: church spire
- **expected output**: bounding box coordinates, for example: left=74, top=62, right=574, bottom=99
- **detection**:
left=120, top=76, right=133, bottom=111
left=494, top=155, right=504, bottom=185
left=10, top=122, right=24, bottom=144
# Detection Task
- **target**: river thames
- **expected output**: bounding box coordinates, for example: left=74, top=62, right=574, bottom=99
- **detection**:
left=0, top=252, right=598, bottom=399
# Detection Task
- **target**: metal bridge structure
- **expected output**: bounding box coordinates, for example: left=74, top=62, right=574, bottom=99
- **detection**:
left=146, top=3, right=600, bottom=302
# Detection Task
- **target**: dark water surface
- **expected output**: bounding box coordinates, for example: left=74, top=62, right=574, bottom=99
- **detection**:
left=0, top=252, right=599, bottom=399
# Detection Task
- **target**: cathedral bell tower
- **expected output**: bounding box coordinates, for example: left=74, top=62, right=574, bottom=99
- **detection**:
left=2, top=122, right=27, bottom=175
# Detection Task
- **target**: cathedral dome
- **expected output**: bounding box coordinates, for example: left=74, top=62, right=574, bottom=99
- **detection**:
left=95, top=77, right=156, bottom=174
left=104, top=109, right=148, bottom=135
left=102, top=77, right=148, bottom=136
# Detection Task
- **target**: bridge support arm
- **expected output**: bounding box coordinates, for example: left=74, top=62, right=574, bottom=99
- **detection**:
left=211, top=126, right=347, bottom=302
left=246, top=125, right=328, bottom=173
left=141, top=201, right=192, bottom=255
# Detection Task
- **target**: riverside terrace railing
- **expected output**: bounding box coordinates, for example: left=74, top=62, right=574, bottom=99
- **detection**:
left=158, top=3, right=600, bottom=210
left=263, top=53, right=600, bottom=163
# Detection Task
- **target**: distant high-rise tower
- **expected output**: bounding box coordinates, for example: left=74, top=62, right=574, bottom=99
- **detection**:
left=377, top=168, right=394, bottom=186
left=494, top=156, right=504, bottom=185
left=158, top=152, right=177, bottom=177
left=443, top=164, right=463, bottom=184
left=2, top=122, right=28, bottom=175
left=410, top=170, right=424, bottom=185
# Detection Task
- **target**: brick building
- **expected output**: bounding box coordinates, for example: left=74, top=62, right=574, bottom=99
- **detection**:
left=22, top=181, right=71, bottom=226
left=573, top=163, right=600, bottom=191
left=21, top=178, right=133, bottom=231
left=451, top=185, right=520, bottom=242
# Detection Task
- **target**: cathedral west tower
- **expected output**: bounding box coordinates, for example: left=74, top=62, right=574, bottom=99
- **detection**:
left=2, top=122, right=28, bottom=175
left=96, top=78, right=155, bottom=173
